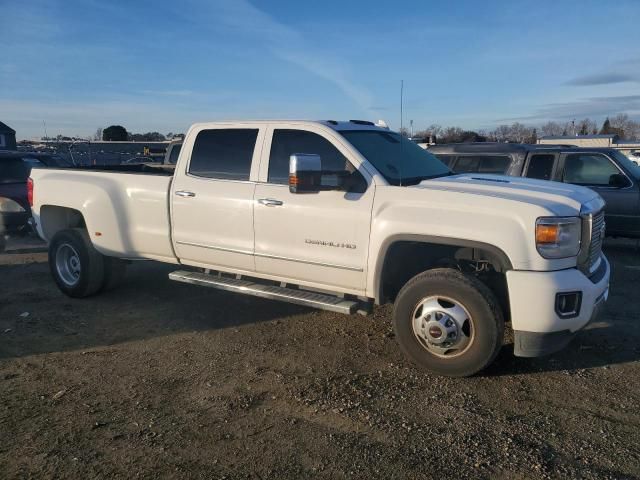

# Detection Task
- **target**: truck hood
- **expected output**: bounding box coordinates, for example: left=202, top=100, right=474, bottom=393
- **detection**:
left=415, top=174, right=601, bottom=215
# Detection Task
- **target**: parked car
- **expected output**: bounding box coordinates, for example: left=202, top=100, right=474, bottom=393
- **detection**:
left=428, top=143, right=640, bottom=238
left=0, top=151, right=72, bottom=235
left=28, top=120, right=609, bottom=377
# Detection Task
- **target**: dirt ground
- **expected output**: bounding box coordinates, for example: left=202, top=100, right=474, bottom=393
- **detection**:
left=1, top=238, right=639, bottom=479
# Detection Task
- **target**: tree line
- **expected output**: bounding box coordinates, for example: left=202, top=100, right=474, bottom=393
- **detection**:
left=405, top=113, right=640, bottom=144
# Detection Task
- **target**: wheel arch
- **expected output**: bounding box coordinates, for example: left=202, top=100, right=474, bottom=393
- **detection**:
left=372, top=234, right=513, bottom=304
left=39, top=205, right=87, bottom=241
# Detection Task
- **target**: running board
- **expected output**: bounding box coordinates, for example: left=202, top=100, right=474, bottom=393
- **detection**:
left=169, top=270, right=359, bottom=314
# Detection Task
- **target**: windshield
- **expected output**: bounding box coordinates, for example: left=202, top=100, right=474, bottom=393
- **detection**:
left=611, top=150, right=640, bottom=180
left=340, top=130, right=451, bottom=185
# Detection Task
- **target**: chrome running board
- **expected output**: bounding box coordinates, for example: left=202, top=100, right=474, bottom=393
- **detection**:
left=169, top=270, right=359, bottom=314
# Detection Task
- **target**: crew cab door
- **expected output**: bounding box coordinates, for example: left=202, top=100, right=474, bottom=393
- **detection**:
left=170, top=125, right=265, bottom=271
left=252, top=125, right=374, bottom=293
left=558, top=151, right=640, bottom=236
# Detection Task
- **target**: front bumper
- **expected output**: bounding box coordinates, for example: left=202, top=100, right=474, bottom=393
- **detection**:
left=507, top=255, right=610, bottom=357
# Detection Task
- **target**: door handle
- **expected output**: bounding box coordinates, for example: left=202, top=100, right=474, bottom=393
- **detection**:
left=175, top=190, right=196, bottom=197
left=257, top=198, right=283, bottom=207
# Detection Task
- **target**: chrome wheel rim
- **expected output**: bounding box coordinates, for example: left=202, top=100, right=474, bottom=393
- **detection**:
left=55, top=243, right=81, bottom=287
left=412, top=295, right=474, bottom=358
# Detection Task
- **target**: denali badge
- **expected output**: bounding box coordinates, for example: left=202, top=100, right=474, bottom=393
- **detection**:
left=305, top=239, right=356, bottom=250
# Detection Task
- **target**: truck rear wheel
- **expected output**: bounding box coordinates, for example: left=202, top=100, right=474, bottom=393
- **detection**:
left=393, top=268, right=504, bottom=377
left=49, top=228, right=105, bottom=298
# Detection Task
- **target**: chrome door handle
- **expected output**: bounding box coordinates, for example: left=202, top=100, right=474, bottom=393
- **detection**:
left=175, top=190, right=196, bottom=197
left=257, top=198, right=283, bottom=207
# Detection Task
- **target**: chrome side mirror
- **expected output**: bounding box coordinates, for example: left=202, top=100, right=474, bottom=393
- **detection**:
left=289, top=154, right=321, bottom=193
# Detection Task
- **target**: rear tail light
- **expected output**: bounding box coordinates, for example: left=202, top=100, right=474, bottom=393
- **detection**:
left=27, top=177, right=34, bottom=207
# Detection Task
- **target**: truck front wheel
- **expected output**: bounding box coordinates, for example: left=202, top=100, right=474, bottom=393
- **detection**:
left=49, top=228, right=105, bottom=298
left=393, top=268, right=504, bottom=377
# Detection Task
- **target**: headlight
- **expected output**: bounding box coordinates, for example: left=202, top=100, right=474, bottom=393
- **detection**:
left=0, top=197, right=27, bottom=213
left=536, top=217, right=582, bottom=259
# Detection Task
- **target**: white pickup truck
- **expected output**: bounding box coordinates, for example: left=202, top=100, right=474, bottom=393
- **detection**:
left=28, top=120, right=610, bottom=376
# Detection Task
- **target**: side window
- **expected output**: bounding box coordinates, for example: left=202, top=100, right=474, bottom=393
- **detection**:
left=526, top=154, right=555, bottom=180
left=477, top=155, right=511, bottom=174
left=563, top=153, right=620, bottom=186
left=168, top=144, right=182, bottom=164
left=188, top=129, right=258, bottom=181
left=433, top=154, right=456, bottom=168
left=454, top=156, right=480, bottom=173
left=268, top=129, right=361, bottom=186
left=454, top=155, right=510, bottom=174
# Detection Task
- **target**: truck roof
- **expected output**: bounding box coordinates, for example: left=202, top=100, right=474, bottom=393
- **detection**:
left=189, top=120, right=390, bottom=132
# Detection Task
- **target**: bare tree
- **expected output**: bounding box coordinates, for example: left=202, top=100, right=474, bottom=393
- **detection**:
left=94, top=127, right=103, bottom=141
left=540, top=121, right=564, bottom=137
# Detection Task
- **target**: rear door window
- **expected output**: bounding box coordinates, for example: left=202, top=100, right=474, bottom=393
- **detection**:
left=525, top=154, right=555, bottom=180
left=189, top=129, right=258, bottom=181
left=562, top=153, right=620, bottom=186
left=453, top=155, right=510, bottom=174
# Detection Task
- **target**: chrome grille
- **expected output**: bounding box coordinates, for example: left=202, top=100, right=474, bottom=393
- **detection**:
left=587, top=211, right=605, bottom=273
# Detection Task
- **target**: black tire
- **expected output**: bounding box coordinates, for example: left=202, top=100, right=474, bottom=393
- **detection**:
left=48, top=228, right=105, bottom=298
left=102, top=257, right=127, bottom=291
left=0, top=234, right=5, bottom=254
left=393, top=268, right=504, bottom=377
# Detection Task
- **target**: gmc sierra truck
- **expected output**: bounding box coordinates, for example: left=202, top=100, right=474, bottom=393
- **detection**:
left=28, top=120, right=610, bottom=377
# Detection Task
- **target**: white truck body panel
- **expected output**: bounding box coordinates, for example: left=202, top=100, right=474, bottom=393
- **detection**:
left=33, top=170, right=176, bottom=263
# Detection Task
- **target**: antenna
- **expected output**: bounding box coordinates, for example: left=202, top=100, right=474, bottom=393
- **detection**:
left=400, top=80, right=404, bottom=136
left=399, top=80, right=404, bottom=186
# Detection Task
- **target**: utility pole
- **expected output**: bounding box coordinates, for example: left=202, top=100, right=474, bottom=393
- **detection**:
left=410, top=119, right=414, bottom=138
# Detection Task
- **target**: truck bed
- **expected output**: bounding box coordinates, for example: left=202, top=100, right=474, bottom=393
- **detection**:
left=30, top=167, right=177, bottom=263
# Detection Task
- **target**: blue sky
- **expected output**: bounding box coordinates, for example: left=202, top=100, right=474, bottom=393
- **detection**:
left=1, top=0, right=639, bottom=139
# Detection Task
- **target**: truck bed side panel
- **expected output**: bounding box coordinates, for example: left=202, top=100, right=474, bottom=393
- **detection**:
left=31, top=169, right=176, bottom=262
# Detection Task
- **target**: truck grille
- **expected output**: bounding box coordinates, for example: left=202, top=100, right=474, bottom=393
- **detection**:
left=587, top=210, right=605, bottom=273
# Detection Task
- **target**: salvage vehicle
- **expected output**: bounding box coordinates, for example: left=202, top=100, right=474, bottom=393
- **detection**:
left=429, top=143, right=640, bottom=238
left=28, top=121, right=610, bottom=376
left=0, top=152, right=72, bottom=236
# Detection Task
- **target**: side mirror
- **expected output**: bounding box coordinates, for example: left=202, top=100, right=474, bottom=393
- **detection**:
left=289, top=154, right=321, bottom=193
left=609, top=173, right=631, bottom=188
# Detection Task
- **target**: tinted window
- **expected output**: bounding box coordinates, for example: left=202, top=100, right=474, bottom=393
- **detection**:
left=563, top=153, right=620, bottom=186
left=526, top=154, right=555, bottom=180
left=340, top=130, right=450, bottom=186
left=434, top=154, right=456, bottom=167
left=189, top=129, right=258, bottom=180
left=168, top=144, right=182, bottom=164
left=0, top=159, right=30, bottom=183
left=453, top=155, right=510, bottom=174
left=268, top=130, right=352, bottom=185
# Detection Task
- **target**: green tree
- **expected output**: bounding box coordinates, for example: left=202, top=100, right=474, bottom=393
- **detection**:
left=103, top=125, right=128, bottom=141
left=599, top=118, right=612, bottom=135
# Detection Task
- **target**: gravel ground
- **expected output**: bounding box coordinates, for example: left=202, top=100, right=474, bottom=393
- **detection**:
left=0, top=239, right=639, bottom=479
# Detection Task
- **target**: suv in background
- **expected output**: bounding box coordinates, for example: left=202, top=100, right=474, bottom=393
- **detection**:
left=428, top=143, right=640, bottom=238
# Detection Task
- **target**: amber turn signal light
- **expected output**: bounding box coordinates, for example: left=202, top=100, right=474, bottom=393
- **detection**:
left=536, top=224, right=559, bottom=244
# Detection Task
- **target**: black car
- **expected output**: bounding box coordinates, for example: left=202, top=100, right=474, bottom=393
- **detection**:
left=428, top=143, right=640, bottom=238
left=0, top=151, right=72, bottom=237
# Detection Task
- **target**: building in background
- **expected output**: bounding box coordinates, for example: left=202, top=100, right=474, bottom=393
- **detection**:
left=0, top=121, right=17, bottom=150
left=538, top=134, right=640, bottom=157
